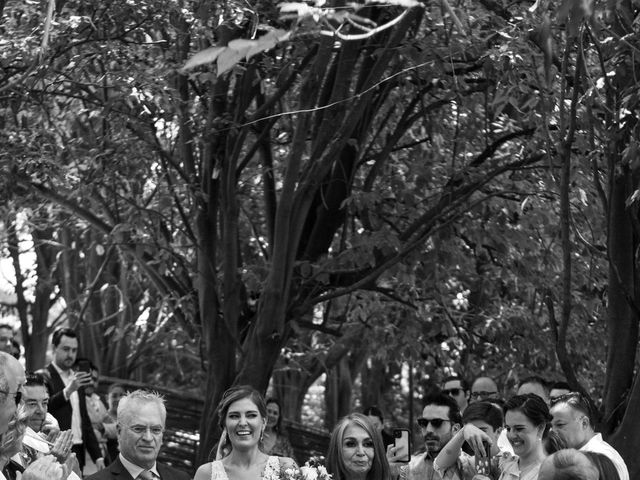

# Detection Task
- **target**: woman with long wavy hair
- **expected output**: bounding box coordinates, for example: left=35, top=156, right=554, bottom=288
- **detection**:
left=326, top=413, right=390, bottom=480
left=194, top=386, right=297, bottom=480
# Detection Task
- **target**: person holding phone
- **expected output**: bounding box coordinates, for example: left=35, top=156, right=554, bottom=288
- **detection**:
left=387, top=393, right=461, bottom=480
left=45, top=328, right=104, bottom=473
left=433, top=401, right=504, bottom=479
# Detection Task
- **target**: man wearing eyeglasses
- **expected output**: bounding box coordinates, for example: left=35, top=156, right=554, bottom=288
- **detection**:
left=550, top=393, right=628, bottom=480
left=85, top=390, right=190, bottom=480
left=441, top=376, right=468, bottom=414
left=387, top=393, right=461, bottom=480
left=469, top=377, right=499, bottom=403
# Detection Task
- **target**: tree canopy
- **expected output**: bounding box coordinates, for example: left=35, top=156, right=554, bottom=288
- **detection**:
left=2, top=0, right=640, bottom=474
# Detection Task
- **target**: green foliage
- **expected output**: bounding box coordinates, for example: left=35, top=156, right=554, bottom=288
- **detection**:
left=1, top=0, right=640, bottom=469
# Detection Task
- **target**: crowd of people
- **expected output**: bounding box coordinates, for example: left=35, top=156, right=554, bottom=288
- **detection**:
left=383, top=374, right=628, bottom=480
left=0, top=324, right=630, bottom=480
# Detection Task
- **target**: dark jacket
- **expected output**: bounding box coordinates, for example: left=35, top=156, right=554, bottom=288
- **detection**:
left=45, top=363, right=103, bottom=462
left=85, top=457, right=191, bottom=480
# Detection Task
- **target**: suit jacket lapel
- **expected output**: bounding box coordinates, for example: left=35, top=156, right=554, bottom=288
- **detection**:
left=111, top=458, right=136, bottom=480
left=47, top=364, right=64, bottom=391
left=156, top=463, right=168, bottom=480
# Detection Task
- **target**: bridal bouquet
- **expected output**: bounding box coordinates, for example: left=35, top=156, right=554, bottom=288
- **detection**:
left=283, top=457, right=332, bottom=480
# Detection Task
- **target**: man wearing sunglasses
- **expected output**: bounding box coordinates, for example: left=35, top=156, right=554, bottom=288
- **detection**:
left=550, top=393, right=628, bottom=480
left=387, top=393, right=461, bottom=480
left=441, top=376, right=468, bottom=414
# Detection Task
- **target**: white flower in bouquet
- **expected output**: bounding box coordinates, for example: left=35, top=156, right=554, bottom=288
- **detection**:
left=300, top=466, right=318, bottom=480
left=283, top=467, right=298, bottom=480
left=300, top=460, right=332, bottom=480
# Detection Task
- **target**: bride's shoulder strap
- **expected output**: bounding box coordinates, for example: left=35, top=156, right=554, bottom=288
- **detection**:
left=211, top=460, right=228, bottom=480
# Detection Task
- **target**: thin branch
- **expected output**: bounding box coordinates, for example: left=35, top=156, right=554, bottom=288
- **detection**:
left=368, top=287, right=418, bottom=309
left=320, top=9, right=414, bottom=40
left=76, top=246, right=116, bottom=326
left=469, top=128, right=536, bottom=167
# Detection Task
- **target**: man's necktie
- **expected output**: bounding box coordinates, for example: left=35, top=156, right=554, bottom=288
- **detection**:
left=137, top=470, right=154, bottom=480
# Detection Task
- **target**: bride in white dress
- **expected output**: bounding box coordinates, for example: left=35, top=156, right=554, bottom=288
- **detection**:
left=194, top=386, right=298, bottom=480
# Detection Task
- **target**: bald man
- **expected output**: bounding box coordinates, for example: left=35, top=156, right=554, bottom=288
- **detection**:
left=469, top=376, right=499, bottom=403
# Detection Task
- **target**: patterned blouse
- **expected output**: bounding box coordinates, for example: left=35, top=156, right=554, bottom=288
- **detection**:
left=263, top=433, right=295, bottom=458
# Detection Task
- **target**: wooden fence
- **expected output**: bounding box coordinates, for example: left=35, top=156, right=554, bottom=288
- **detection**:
left=99, top=377, right=330, bottom=475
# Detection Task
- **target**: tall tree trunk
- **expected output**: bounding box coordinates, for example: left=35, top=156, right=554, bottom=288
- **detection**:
left=28, top=226, right=58, bottom=369
left=196, top=76, right=230, bottom=465
left=108, top=254, right=133, bottom=377
left=58, top=226, right=82, bottom=326
left=324, top=357, right=354, bottom=430
left=361, top=358, right=390, bottom=412
left=603, top=0, right=639, bottom=453
left=606, top=167, right=639, bottom=465
left=7, top=214, right=31, bottom=359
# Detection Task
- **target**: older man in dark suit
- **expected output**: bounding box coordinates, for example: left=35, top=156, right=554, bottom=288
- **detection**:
left=85, top=390, right=190, bottom=480
left=45, top=328, right=104, bottom=472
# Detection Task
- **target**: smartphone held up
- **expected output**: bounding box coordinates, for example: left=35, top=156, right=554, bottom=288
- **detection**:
left=75, top=359, right=92, bottom=373
left=475, top=441, right=495, bottom=480
left=393, top=428, right=411, bottom=463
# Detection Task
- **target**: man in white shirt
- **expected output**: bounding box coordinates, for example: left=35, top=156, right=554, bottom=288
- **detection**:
left=45, top=328, right=104, bottom=473
left=550, top=392, right=628, bottom=480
